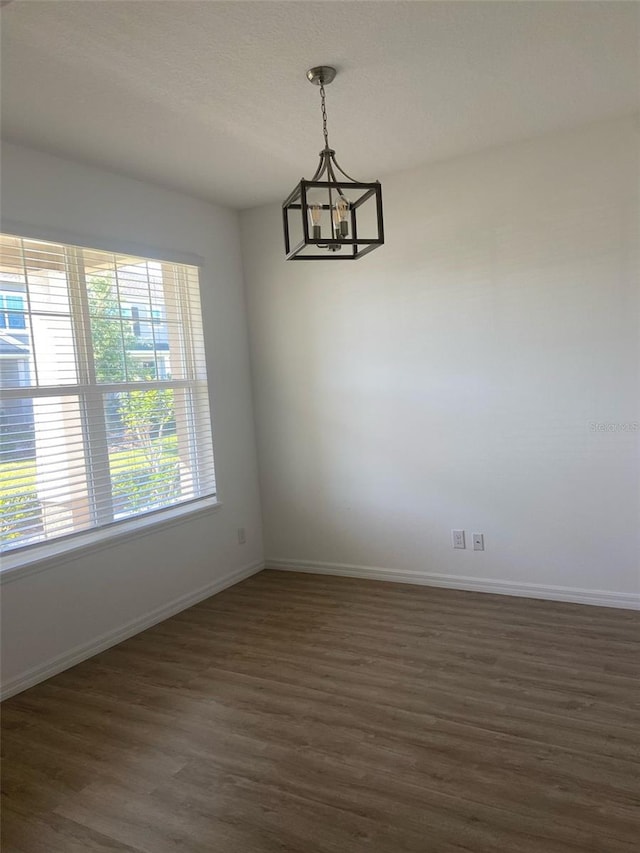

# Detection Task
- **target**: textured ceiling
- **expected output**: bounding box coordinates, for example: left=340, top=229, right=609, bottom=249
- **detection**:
left=1, top=1, right=638, bottom=209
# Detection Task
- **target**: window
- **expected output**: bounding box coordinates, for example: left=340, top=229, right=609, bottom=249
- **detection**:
left=0, top=234, right=216, bottom=555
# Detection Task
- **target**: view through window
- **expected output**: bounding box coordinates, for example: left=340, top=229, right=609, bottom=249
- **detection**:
left=0, top=234, right=216, bottom=555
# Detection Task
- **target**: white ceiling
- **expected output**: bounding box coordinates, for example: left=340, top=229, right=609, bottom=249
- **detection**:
left=1, top=1, right=638, bottom=209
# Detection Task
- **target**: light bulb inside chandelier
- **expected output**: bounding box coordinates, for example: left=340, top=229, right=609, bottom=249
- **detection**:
left=308, top=203, right=322, bottom=239
left=281, top=65, right=384, bottom=260
left=333, top=196, right=350, bottom=238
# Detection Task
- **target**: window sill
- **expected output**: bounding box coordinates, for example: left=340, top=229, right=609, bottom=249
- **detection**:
left=0, top=497, right=222, bottom=585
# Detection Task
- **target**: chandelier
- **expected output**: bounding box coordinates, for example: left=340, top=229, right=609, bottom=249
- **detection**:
left=282, top=66, right=384, bottom=261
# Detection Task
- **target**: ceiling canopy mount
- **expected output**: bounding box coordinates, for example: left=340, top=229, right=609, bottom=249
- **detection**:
left=305, top=66, right=337, bottom=86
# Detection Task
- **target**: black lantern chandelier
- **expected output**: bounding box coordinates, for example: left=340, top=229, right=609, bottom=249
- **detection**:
left=282, top=66, right=384, bottom=261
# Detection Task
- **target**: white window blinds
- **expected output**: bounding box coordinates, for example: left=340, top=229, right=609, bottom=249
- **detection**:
left=0, top=234, right=216, bottom=554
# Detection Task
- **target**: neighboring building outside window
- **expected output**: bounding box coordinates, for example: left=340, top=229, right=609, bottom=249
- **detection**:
left=0, top=234, right=217, bottom=556
left=0, top=293, right=27, bottom=330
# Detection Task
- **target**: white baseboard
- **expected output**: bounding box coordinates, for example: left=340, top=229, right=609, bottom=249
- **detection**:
left=1, top=560, right=264, bottom=701
left=266, top=558, right=640, bottom=611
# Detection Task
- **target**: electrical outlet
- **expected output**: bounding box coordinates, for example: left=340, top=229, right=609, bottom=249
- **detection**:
left=472, top=533, right=484, bottom=551
left=237, top=527, right=246, bottom=545
left=452, top=529, right=466, bottom=549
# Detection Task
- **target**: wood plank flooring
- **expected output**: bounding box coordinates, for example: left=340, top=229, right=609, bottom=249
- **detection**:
left=2, top=569, right=639, bottom=852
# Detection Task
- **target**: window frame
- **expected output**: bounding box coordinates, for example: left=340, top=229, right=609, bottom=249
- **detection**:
left=0, top=224, right=220, bottom=575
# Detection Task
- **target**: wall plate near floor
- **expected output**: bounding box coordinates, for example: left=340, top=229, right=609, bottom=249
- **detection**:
left=452, top=529, right=466, bottom=549
left=472, top=533, right=485, bottom=551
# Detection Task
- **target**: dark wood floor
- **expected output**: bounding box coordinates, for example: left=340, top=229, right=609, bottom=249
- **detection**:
left=2, top=570, right=639, bottom=852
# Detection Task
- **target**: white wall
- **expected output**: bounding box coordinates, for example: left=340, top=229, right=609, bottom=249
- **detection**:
left=0, top=143, right=264, bottom=696
left=242, top=116, right=640, bottom=608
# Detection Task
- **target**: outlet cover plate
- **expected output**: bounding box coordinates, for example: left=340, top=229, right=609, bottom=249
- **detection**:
left=452, top=530, right=466, bottom=549
left=472, top=533, right=484, bottom=551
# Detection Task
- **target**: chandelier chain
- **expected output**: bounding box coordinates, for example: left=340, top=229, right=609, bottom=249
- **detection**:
left=319, top=79, right=330, bottom=149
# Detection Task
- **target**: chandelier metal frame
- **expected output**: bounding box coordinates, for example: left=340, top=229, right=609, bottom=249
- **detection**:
left=282, top=66, right=384, bottom=261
